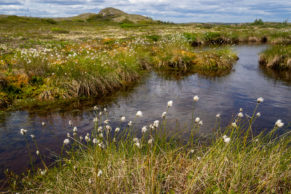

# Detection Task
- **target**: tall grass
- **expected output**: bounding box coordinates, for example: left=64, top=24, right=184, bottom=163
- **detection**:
left=10, top=97, right=291, bottom=193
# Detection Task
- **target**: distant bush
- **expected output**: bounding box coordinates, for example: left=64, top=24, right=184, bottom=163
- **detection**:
left=42, top=19, right=57, bottom=24
left=253, top=19, right=264, bottom=25
left=51, top=27, right=69, bottom=34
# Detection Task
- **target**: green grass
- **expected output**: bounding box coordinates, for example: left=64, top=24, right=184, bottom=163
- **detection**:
left=7, top=100, right=291, bottom=193
left=259, top=45, right=291, bottom=70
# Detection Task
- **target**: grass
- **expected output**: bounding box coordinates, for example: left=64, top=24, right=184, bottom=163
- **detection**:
left=0, top=16, right=290, bottom=109
left=259, top=45, right=291, bottom=70
left=7, top=99, right=291, bottom=193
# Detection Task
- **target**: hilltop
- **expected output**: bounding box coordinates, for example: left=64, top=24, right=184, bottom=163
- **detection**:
left=58, top=7, right=153, bottom=23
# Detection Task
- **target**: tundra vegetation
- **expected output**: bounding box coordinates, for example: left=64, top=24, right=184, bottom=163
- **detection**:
left=8, top=98, right=291, bottom=193
left=0, top=8, right=290, bottom=192
left=0, top=10, right=290, bottom=110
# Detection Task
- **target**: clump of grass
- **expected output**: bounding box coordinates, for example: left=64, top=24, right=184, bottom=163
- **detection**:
left=51, top=27, right=70, bottom=34
left=259, top=45, right=291, bottom=70
left=9, top=97, right=291, bottom=193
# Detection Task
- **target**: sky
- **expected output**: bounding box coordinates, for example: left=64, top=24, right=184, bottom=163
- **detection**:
left=0, top=0, right=290, bottom=23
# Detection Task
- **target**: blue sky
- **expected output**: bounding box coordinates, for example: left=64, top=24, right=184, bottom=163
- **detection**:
left=0, top=0, right=290, bottom=23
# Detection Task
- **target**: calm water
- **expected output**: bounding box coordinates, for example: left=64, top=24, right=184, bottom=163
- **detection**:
left=0, top=45, right=290, bottom=181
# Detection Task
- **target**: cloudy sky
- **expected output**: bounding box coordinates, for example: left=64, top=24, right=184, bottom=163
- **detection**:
left=0, top=0, right=290, bottom=23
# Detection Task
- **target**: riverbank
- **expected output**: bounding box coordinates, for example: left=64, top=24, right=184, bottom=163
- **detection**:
left=7, top=99, right=291, bottom=193
left=259, top=45, right=291, bottom=70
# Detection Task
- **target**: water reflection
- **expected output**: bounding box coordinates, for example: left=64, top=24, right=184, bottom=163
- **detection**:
left=0, top=45, right=290, bottom=182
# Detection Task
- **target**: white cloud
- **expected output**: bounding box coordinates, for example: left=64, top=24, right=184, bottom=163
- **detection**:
left=0, top=0, right=290, bottom=22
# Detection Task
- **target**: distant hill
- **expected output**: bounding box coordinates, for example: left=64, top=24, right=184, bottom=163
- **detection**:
left=57, top=7, right=153, bottom=23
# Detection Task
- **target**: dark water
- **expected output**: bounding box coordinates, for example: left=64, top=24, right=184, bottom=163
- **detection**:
left=0, top=45, right=290, bottom=182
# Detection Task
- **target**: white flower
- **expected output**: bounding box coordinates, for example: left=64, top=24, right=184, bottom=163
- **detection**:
left=20, top=128, right=27, bottom=135
left=193, top=95, right=199, bottom=102
left=67, top=133, right=70, bottom=138
left=68, top=120, right=73, bottom=126
left=256, top=112, right=261, bottom=117
left=223, top=135, right=227, bottom=139
left=216, top=114, right=221, bottom=118
left=104, top=120, right=110, bottom=124
left=141, top=126, right=148, bottom=133
left=85, top=135, right=90, bottom=142
left=153, top=120, right=159, bottom=128
left=161, top=112, right=167, bottom=119
left=195, top=117, right=200, bottom=123
left=98, top=143, right=105, bottom=149
left=98, top=126, right=103, bottom=133
left=275, top=119, right=284, bottom=128
left=99, top=112, right=103, bottom=116
left=257, top=97, right=264, bottom=103
left=93, top=117, right=98, bottom=123
left=238, top=112, right=244, bottom=118
left=63, top=139, right=70, bottom=145
left=103, top=108, right=107, bottom=112
left=148, top=139, right=153, bottom=144
left=133, top=138, right=139, bottom=143
left=224, top=137, right=231, bottom=143
left=198, top=120, right=203, bottom=126
left=239, top=108, right=243, bottom=112
left=73, top=127, right=78, bottom=132
left=93, top=106, right=98, bottom=110
left=231, top=122, right=237, bottom=128
left=115, top=127, right=120, bottom=133
left=134, top=142, right=141, bottom=148
left=128, top=121, right=132, bottom=126
left=99, top=133, right=103, bottom=138
left=93, top=138, right=98, bottom=144
left=97, top=169, right=103, bottom=177
left=105, top=125, right=111, bottom=131
left=167, top=100, right=173, bottom=107
left=41, top=122, right=46, bottom=126
left=36, top=150, right=40, bottom=155
left=30, top=134, right=35, bottom=139
left=121, top=116, right=126, bottom=122
left=79, top=136, right=83, bottom=141
left=40, top=169, right=47, bottom=176
left=136, top=111, right=143, bottom=117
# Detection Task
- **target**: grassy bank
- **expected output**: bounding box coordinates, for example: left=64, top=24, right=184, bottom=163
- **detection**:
left=0, top=34, right=238, bottom=109
left=259, top=45, right=291, bottom=70
left=8, top=98, right=291, bottom=193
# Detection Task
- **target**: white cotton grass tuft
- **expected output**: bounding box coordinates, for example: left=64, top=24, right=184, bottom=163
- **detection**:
left=148, top=139, right=153, bottom=144
left=41, top=122, right=46, bottom=126
left=141, top=126, right=148, bottom=133
left=134, top=142, right=141, bottom=148
left=104, top=120, right=110, bottom=124
left=223, top=135, right=231, bottom=143
left=136, top=111, right=143, bottom=117
left=36, top=150, right=40, bottom=155
left=85, top=135, right=90, bottom=142
left=79, top=136, right=83, bottom=141
left=121, top=116, right=126, bottom=122
left=20, top=128, right=27, bottom=135
left=153, top=120, right=159, bottom=128
left=73, top=126, right=78, bottom=132
left=30, top=134, right=35, bottom=139
left=161, top=112, right=167, bottom=119
left=257, top=97, right=264, bottom=103
left=97, top=169, right=103, bottom=177
left=93, top=117, right=98, bottom=123
left=216, top=113, right=221, bottom=118
left=238, top=112, right=244, bottom=118
left=199, top=120, right=203, bottom=126
left=63, top=139, right=70, bottom=145
left=93, top=106, right=98, bottom=111
left=115, top=127, right=120, bottom=133
left=195, top=117, right=200, bottom=123
left=128, top=121, right=132, bottom=126
left=193, top=95, right=199, bottom=102
left=239, top=108, right=243, bottom=112
left=68, top=120, right=73, bottom=126
left=167, top=100, right=173, bottom=107
left=97, top=126, right=103, bottom=133
left=99, top=133, right=103, bottom=138
left=133, top=138, right=139, bottom=143
left=93, top=138, right=98, bottom=144
left=275, top=119, right=284, bottom=128
left=231, top=122, right=237, bottom=128
left=40, top=169, right=47, bottom=176
left=256, top=112, right=261, bottom=117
